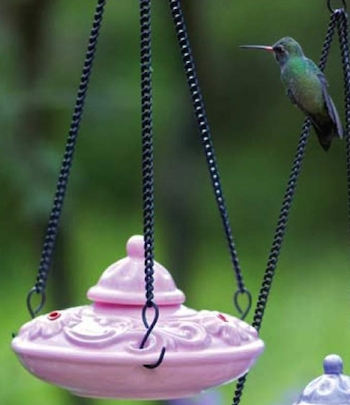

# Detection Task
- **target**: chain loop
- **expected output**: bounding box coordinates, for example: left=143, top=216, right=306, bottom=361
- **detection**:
left=233, top=289, right=252, bottom=320
left=327, top=0, right=347, bottom=13
left=26, top=288, right=46, bottom=319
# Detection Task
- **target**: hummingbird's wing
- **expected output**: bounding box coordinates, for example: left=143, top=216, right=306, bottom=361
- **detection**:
left=287, top=87, right=334, bottom=151
left=316, top=72, right=343, bottom=139
left=287, top=88, right=323, bottom=131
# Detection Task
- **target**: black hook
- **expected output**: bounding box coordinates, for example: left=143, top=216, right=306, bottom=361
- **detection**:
left=327, top=0, right=347, bottom=13
left=26, top=287, right=46, bottom=319
left=143, top=347, right=166, bottom=369
left=233, top=289, right=252, bottom=321
left=140, top=301, right=166, bottom=369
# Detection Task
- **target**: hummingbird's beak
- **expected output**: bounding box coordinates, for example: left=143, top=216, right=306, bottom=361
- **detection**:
left=239, top=45, right=274, bottom=52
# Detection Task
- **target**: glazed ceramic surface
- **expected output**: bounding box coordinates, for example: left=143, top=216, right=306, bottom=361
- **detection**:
left=295, top=354, right=350, bottom=405
left=12, top=235, right=264, bottom=399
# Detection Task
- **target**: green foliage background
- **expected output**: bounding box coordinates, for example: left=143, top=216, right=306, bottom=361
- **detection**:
left=1, top=1, right=349, bottom=405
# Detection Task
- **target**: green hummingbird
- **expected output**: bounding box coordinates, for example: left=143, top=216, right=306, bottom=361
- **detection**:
left=240, top=37, right=343, bottom=151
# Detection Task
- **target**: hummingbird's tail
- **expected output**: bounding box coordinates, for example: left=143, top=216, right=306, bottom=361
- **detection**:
left=311, top=116, right=342, bottom=152
left=314, top=127, right=333, bottom=152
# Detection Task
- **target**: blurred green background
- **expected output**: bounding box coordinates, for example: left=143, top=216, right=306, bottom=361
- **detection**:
left=1, top=1, right=350, bottom=405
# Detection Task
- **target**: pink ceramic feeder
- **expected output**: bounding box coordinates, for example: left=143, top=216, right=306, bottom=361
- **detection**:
left=12, top=235, right=264, bottom=399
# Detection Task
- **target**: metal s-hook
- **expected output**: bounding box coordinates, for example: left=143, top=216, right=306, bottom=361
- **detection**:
left=139, top=302, right=166, bottom=369
left=327, top=0, right=347, bottom=13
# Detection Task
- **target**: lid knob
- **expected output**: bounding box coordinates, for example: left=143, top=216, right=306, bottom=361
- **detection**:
left=323, top=354, right=343, bottom=375
left=87, top=235, right=185, bottom=306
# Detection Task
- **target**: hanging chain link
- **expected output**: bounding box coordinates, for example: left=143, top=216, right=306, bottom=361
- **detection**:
left=140, top=0, right=156, bottom=308
left=232, top=10, right=340, bottom=405
left=336, top=8, right=350, bottom=244
left=168, top=0, right=251, bottom=320
left=139, top=0, right=165, bottom=369
left=26, top=0, right=106, bottom=319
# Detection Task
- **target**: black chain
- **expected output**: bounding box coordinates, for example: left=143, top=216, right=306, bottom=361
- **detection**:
left=336, top=10, right=350, bottom=244
left=232, top=12, right=338, bottom=405
left=139, top=0, right=165, bottom=369
left=140, top=0, right=155, bottom=308
left=252, top=120, right=310, bottom=329
left=168, top=0, right=251, bottom=320
left=26, top=0, right=106, bottom=319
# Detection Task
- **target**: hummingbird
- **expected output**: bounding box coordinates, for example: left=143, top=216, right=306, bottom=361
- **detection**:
left=240, top=37, right=343, bottom=151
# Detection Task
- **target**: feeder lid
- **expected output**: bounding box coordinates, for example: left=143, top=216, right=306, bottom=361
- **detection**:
left=87, top=235, right=185, bottom=305
left=295, top=355, right=350, bottom=405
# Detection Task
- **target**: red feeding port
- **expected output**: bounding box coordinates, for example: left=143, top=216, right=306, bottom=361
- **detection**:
left=47, top=311, right=61, bottom=321
left=218, top=314, right=228, bottom=322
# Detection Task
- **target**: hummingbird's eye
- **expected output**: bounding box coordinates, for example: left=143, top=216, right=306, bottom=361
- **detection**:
left=274, top=45, right=284, bottom=53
